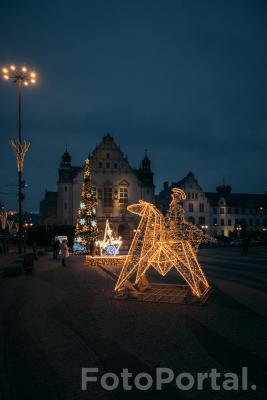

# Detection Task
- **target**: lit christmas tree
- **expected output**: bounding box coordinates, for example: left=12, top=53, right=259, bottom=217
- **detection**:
left=73, top=158, right=98, bottom=254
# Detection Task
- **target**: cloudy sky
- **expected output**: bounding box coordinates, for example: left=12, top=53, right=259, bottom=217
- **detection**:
left=0, top=0, right=266, bottom=211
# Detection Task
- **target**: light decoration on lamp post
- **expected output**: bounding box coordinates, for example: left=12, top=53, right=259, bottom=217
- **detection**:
left=7, top=220, right=14, bottom=233
left=10, top=139, right=30, bottom=172
left=0, top=209, right=8, bottom=230
left=115, top=188, right=210, bottom=299
left=1, top=64, right=37, bottom=253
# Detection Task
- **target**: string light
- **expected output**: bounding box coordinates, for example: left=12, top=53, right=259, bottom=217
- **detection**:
left=73, top=158, right=98, bottom=254
left=96, top=219, right=122, bottom=256
left=0, top=209, right=8, bottom=230
left=9, top=139, right=30, bottom=172
left=86, top=255, right=127, bottom=267
left=7, top=220, right=14, bottom=233
left=115, top=188, right=210, bottom=298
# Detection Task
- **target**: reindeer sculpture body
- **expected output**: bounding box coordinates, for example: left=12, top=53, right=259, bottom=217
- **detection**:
left=115, top=188, right=210, bottom=298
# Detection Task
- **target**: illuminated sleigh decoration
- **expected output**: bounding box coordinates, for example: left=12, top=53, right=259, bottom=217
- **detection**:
left=86, top=220, right=125, bottom=267
left=96, top=219, right=122, bottom=256
left=115, top=188, right=210, bottom=299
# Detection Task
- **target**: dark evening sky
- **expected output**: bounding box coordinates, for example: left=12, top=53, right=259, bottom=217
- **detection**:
left=0, top=0, right=267, bottom=211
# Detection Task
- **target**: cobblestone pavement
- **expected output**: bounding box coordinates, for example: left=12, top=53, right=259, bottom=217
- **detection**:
left=0, top=247, right=266, bottom=400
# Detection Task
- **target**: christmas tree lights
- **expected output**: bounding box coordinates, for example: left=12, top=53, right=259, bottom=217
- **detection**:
left=73, top=159, right=98, bottom=254
left=115, top=188, right=210, bottom=298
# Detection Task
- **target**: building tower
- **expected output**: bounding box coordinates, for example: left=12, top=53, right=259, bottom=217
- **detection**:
left=138, top=151, right=155, bottom=202
left=57, top=146, right=82, bottom=226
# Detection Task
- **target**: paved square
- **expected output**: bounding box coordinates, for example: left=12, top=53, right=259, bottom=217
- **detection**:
left=0, top=246, right=266, bottom=399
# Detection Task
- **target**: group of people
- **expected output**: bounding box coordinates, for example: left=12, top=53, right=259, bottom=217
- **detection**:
left=52, top=238, right=69, bottom=266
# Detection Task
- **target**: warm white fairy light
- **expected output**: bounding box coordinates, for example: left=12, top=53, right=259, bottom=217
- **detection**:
left=9, top=139, right=30, bottom=172
left=96, top=219, right=122, bottom=256
left=115, top=188, right=210, bottom=298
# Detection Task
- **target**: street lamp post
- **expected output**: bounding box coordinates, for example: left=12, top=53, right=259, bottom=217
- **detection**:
left=2, top=64, right=37, bottom=253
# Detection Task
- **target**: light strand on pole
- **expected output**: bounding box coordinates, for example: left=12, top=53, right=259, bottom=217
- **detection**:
left=10, top=139, right=30, bottom=172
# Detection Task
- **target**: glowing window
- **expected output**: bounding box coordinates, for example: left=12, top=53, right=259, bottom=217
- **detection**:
left=119, top=187, right=128, bottom=204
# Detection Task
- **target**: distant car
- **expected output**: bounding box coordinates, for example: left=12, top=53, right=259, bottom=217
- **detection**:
left=230, top=239, right=243, bottom=246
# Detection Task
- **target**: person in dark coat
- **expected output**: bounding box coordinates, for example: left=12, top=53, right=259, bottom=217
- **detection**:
left=52, top=238, right=60, bottom=259
left=242, top=236, right=250, bottom=256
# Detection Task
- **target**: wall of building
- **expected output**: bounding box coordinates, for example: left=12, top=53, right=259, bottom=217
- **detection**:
left=157, top=173, right=267, bottom=237
left=55, top=134, right=155, bottom=248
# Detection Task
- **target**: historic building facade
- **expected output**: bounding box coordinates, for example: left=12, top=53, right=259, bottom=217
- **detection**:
left=40, top=136, right=266, bottom=241
left=156, top=172, right=267, bottom=237
left=41, top=134, right=155, bottom=247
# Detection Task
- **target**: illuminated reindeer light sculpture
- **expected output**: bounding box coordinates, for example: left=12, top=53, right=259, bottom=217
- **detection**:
left=115, top=188, right=210, bottom=298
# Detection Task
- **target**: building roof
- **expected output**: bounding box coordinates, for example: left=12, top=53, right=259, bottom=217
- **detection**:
left=156, top=172, right=267, bottom=213
left=205, top=192, right=267, bottom=208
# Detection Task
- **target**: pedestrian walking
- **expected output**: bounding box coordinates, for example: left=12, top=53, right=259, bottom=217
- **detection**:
left=60, top=240, right=69, bottom=266
left=242, top=236, right=250, bottom=256
left=52, top=238, right=60, bottom=259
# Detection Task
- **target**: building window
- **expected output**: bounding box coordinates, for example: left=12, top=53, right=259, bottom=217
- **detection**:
left=188, top=216, right=195, bottom=224
left=187, top=193, right=190, bottom=199
left=213, top=218, right=217, bottom=226
left=195, top=193, right=198, bottom=199
left=65, top=186, right=68, bottom=192
left=228, top=208, right=232, bottom=214
left=228, top=219, right=232, bottom=226
left=221, top=219, right=225, bottom=226
left=189, top=203, right=194, bottom=212
left=219, top=208, right=224, bottom=214
left=103, top=187, right=112, bottom=205
left=213, top=208, right=217, bottom=214
left=119, top=187, right=128, bottom=204
left=199, top=203, right=204, bottom=213
left=235, top=218, right=239, bottom=225
left=114, top=163, right=118, bottom=169
left=106, top=162, right=110, bottom=168
left=235, top=208, right=239, bottom=214
left=98, top=162, right=102, bottom=168
left=199, top=216, right=205, bottom=225
left=64, top=202, right=67, bottom=209
left=191, top=193, right=195, bottom=199
left=106, top=153, right=110, bottom=159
